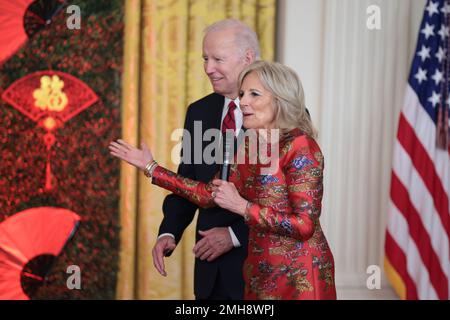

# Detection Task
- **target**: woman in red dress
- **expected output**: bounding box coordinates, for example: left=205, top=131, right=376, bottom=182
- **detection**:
left=110, top=61, right=336, bottom=300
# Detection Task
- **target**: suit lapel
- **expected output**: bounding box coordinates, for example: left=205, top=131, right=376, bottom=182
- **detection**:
left=211, top=93, right=225, bottom=130
left=198, top=94, right=224, bottom=179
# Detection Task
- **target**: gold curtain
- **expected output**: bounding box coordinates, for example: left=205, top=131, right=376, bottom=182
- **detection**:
left=118, top=0, right=276, bottom=300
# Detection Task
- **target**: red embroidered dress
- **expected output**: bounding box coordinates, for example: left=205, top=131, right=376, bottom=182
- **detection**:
left=152, top=129, right=336, bottom=300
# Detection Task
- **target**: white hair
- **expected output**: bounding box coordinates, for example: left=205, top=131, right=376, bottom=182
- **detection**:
left=204, top=19, right=261, bottom=60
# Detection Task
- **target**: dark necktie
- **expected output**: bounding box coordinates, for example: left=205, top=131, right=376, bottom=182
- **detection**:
left=222, top=100, right=237, bottom=134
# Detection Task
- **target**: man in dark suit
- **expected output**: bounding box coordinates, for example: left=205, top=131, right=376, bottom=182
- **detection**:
left=151, top=19, right=260, bottom=299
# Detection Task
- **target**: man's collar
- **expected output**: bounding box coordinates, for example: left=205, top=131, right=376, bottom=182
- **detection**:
left=224, top=96, right=240, bottom=108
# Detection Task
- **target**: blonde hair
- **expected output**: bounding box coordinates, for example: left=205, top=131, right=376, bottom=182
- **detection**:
left=204, top=19, right=261, bottom=60
left=238, top=61, right=316, bottom=138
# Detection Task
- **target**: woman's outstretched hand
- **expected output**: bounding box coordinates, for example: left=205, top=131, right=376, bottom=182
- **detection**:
left=211, top=179, right=248, bottom=216
left=109, top=139, right=153, bottom=170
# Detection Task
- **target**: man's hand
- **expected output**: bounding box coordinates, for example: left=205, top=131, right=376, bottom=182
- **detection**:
left=193, top=227, right=233, bottom=262
left=152, top=235, right=176, bottom=276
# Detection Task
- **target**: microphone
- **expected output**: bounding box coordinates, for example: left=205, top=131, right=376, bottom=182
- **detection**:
left=220, top=132, right=233, bottom=181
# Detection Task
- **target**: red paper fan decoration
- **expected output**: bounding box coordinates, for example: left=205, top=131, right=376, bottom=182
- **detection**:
left=0, top=207, right=80, bottom=299
left=2, top=70, right=99, bottom=191
left=0, top=0, right=66, bottom=65
left=0, top=0, right=34, bottom=64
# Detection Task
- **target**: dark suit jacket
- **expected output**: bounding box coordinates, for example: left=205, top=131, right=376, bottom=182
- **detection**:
left=158, top=93, right=249, bottom=299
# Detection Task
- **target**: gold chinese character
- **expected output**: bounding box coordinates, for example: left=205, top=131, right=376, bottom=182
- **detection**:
left=33, top=75, right=68, bottom=111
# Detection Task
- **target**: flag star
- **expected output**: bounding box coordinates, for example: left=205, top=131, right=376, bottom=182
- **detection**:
left=441, top=2, right=450, bottom=14
left=417, top=45, right=431, bottom=61
left=421, top=23, right=435, bottom=39
left=414, top=68, right=427, bottom=84
left=426, top=1, right=439, bottom=17
left=438, top=25, right=449, bottom=40
left=435, top=47, right=446, bottom=63
left=432, top=69, right=443, bottom=85
left=428, top=91, right=441, bottom=108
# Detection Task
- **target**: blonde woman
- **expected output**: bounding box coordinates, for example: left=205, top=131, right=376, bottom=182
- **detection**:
left=110, top=61, right=336, bottom=299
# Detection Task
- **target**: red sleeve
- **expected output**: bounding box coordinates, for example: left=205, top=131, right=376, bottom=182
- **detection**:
left=244, top=135, right=324, bottom=241
left=151, top=166, right=215, bottom=208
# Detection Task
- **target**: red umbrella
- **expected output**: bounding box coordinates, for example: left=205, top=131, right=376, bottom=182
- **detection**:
left=0, top=207, right=80, bottom=300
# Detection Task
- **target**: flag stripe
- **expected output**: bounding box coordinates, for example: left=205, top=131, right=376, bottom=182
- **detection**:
left=393, top=140, right=449, bottom=278
left=397, top=114, right=450, bottom=238
left=385, top=232, right=418, bottom=299
left=387, top=200, right=438, bottom=299
left=402, top=86, right=450, bottom=196
left=390, top=173, right=448, bottom=299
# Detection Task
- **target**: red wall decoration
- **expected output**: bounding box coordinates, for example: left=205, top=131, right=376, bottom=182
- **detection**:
left=0, top=0, right=123, bottom=299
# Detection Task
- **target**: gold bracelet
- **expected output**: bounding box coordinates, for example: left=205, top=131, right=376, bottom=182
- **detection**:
left=147, top=162, right=158, bottom=177
left=144, top=160, right=158, bottom=178
left=145, top=162, right=156, bottom=177
left=144, top=160, right=154, bottom=173
left=149, top=162, right=158, bottom=176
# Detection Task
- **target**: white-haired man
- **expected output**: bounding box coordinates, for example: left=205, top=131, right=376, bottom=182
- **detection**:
left=152, top=19, right=260, bottom=300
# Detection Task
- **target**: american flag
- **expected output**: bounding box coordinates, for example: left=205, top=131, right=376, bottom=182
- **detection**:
left=384, top=0, right=450, bottom=300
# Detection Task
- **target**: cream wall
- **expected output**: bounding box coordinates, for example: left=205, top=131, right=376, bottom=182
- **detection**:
left=276, top=0, right=427, bottom=299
